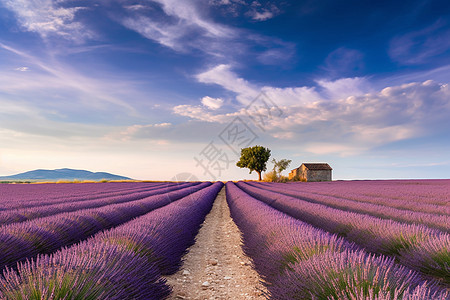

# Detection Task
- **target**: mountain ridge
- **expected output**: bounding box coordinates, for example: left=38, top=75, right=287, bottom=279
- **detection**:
left=0, top=168, right=132, bottom=181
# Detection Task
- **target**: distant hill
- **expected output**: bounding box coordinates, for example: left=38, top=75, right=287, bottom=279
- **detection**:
left=0, top=168, right=132, bottom=181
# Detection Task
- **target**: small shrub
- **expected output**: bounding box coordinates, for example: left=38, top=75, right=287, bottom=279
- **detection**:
left=279, top=176, right=289, bottom=183
left=263, top=171, right=278, bottom=182
left=56, top=180, right=72, bottom=184
left=290, top=175, right=302, bottom=182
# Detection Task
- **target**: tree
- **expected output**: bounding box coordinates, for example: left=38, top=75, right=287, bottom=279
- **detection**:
left=272, top=158, right=292, bottom=178
left=270, top=158, right=292, bottom=182
left=236, top=145, right=271, bottom=181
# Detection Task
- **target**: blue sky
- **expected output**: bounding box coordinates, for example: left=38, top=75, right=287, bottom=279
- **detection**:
left=0, top=0, right=449, bottom=180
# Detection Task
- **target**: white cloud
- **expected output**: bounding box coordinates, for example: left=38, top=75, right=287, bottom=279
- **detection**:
left=178, top=64, right=450, bottom=156
left=196, top=64, right=368, bottom=105
left=196, top=64, right=258, bottom=103
left=251, top=10, right=274, bottom=21
left=173, top=104, right=238, bottom=123
left=3, top=0, right=93, bottom=42
left=261, top=86, right=321, bottom=106
left=14, top=67, right=29, bottom=72
left=316, top=77, right=371, bottom=100
left=201, top=96, right=224, bottom=110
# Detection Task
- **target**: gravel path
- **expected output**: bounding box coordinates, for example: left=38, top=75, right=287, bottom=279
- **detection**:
left=165, top=187, right=267, bottom=300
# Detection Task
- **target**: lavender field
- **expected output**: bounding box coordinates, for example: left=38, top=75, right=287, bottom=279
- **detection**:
left=228, top=180, right=449, bottom=299
left=0, top=182, right=223, bottom=299
left=0, top=180, right=448, bottom=299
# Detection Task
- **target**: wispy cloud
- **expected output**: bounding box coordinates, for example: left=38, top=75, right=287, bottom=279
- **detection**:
left=121, top=16, right=185, bottom=50
left=322, top=47, right=365, bottom=78
left=117, top=0, right=234, bottom=52
left=114, top=0, right=293, bottom=63
left=106, top=123, right=173, bottom=141
left=389, top=19, right=450, bottom=65
left=2, top=0, right=93, bottom=42
left=0, top=43, right=137, bottom=115
left=210, top=0, right=281, bottom=21
left=152, top=0, right=232, bottom=37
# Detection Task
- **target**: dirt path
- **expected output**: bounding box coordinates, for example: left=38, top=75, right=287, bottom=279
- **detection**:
left=165, top=187, right=267, bottom=300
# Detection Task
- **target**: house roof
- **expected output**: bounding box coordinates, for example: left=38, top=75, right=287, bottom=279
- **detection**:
left=302, top=163, right=332, bottom=170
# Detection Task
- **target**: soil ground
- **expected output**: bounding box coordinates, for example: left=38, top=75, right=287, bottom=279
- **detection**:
left=165, top=187, right=268, bottom=299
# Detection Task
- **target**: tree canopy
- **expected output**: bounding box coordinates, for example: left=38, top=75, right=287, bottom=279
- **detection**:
left=236, top=145, right=271, bottom=181
left=272, top=158, right=292, bottom=175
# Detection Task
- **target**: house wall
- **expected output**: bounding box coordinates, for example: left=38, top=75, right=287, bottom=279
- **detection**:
left=288, top=168, right=300, bottom=180
left=289, top=165, right=332, bottom=181
left=300, top=165, right=308, bottom=180
left=306, top=170, right=332, bottom=182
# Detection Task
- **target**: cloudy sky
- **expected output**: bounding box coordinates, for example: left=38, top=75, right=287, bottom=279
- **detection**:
left=0, top=0, right=449, bottom=180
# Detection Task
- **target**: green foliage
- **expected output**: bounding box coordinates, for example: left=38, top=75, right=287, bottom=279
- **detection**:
left=236, top=145, right=271, bottom=181
left=1, top=269, right=109, bottom=300
left=270, top=158, right=292, bottom=182
left=272, top=158, right=292, bottom=175
left=263, top=171, right=279, bottom=182
left=279, top=175, right=289, bottom=183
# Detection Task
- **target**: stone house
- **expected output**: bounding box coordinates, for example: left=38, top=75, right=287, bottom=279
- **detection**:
left=288, top=163, right=332, bottom=182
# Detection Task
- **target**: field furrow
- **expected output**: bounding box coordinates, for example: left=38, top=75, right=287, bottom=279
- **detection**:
left=235, top=182, right=450, bottom=285
left=0, top=182, right=171, bottom=211
left=0, top=182, right=223, bottom=299
left=0, top=182, right=193, bottom=226
left=226, top=182, right=448, bottom=299
left=245, top=182, right=450, bottom=232
left=0, top=182, right=211, bottom=271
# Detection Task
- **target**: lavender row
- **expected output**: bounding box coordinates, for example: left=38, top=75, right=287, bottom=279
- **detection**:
left=226, top=182, right=448, bottom=299
left=248, top=182, right=450, bottom=232
left=0, top=182, right=194, bottom=226
left=259, top=181, right=449, bottom=216
left=236, top=182, right=450, bottom=285
left=96, top=181, right=223, bottom=275
left=0, top=182, right=223, bottom=299
left=0, top=182, right=211, bottom=271
left=0, top=181, right=153, bottom=203
left=0, top=243, right=170, bottom=299
left=283, top=180, right=450, bottom=208
left=0, top=182, right=170, bottom=211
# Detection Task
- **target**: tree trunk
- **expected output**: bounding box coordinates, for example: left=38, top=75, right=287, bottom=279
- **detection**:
left=257, top=171, right=262, bottom=181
